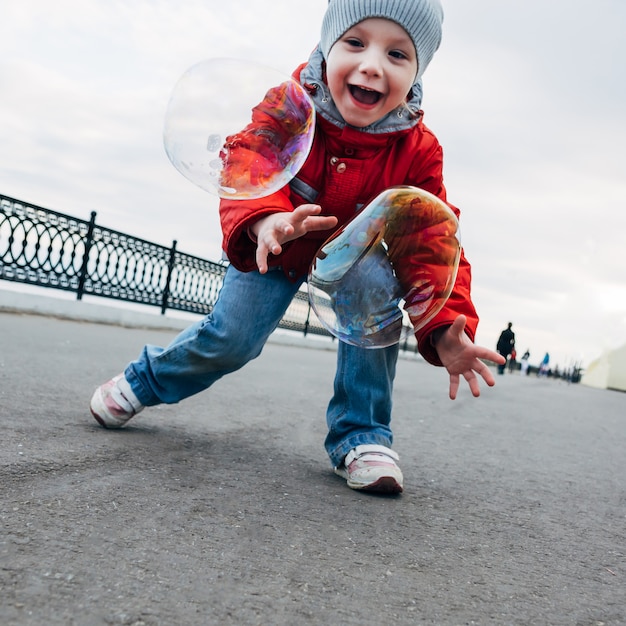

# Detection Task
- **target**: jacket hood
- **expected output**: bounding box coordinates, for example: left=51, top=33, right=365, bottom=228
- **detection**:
left=298, top=45, right=423, bottom=135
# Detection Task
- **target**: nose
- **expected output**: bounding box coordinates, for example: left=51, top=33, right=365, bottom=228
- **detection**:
left=358, top=48, right=383, bottom=77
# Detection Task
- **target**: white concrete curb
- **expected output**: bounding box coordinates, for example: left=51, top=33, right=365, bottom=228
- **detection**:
left=0, top=286, right=423, bottom=361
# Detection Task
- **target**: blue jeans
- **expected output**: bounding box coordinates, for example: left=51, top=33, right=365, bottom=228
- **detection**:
left=125, top=265, right=398, bottom=467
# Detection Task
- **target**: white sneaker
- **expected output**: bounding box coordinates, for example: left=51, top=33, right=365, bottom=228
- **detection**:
left=90, top=374, right=144, bottom=428
left=334, top=444, right=403, bottom=494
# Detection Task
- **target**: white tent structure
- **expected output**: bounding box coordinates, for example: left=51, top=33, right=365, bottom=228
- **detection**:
left=581, top=344, right=626, bottom=392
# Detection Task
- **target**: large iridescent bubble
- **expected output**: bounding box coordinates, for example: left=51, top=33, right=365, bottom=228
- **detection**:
left=308, top=186, right=461, bottom=348
left=163, top=58, right=315, bottom=199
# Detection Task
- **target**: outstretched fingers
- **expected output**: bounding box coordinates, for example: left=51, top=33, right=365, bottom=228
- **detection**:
left=448, top=374, right=460, bottom=400
left=255, top=218, right=293, bottom=273
left=448, top=355, right=500, bottom=400
left=254, top=205, right=337, bottom=273
left=464, top=370, right=482, bottom=398
left=293, top=204, right=338, bottom=234
left=476, top=359, right=497, bottom=387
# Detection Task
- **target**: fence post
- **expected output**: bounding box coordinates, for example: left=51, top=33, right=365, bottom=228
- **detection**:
left=303, top=300, right=313, bottom=337
left=161, top=240, right=177, bottom=315
left=77, top=211, right=97, bottom=301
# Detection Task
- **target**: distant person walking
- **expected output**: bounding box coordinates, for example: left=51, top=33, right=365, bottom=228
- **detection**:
left=496, top=322, right=516, bottom=375
left=539, top=352, right=550, bottom=377
left=520, top=349, right=530, bottom=376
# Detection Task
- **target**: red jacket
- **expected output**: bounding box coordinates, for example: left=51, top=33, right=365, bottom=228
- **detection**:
left=220, top=57, right=478, bottom=366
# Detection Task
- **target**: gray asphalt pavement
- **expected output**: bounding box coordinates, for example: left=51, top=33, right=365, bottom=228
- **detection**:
left=1, top=310, right=625, bottom=625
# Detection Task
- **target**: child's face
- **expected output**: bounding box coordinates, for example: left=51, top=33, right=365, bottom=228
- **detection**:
left=325, top=18, right=418, bottom=128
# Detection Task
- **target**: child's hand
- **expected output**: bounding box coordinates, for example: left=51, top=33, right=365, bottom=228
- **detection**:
left=251, top=204, right=338, bottom=273
left=434, top=315, right=506, bottom=400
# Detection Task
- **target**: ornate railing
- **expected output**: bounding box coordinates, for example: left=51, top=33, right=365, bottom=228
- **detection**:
left=0, top=193, right=418, bottom=348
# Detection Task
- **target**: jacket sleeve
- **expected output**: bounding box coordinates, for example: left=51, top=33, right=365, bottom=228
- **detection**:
left=405, top=126, right=479, bottom=366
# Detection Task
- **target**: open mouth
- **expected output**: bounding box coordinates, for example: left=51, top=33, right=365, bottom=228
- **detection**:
left=349, top=85, right=382, bottom=105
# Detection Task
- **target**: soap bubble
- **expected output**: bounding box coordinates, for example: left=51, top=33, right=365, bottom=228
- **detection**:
left=308, top=186, right=461, bottom=348
left=163, top=58, right=315, bottom=199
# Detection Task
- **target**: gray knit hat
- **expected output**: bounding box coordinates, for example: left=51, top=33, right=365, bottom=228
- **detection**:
left=320, top=0, right=444, bottom=81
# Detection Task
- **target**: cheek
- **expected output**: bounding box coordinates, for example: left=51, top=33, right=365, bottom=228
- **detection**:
left=393, top=72, right=417, bottom=101
left=325, top=49, right=351, bottom=99
left=393, top=60, right=418, bottom=97
left=325, top=68, right=345, bottom=102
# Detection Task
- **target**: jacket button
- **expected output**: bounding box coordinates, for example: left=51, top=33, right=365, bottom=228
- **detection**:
left=330, top=156, right=339, bottom=165
left=337, top=163, right=347, bottom=173
left=288, top=269, right=297, bottom=279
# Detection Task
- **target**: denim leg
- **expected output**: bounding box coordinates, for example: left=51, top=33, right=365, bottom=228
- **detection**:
left=125, top=265, right=303, bottom=405
left=325, top=341, right=400, bottom=467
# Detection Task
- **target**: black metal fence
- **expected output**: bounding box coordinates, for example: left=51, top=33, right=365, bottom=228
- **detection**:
left=1, top=193, right=420, bottom=351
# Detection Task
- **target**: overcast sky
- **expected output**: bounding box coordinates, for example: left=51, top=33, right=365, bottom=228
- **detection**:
left=1, top=0, right=625, bottom=370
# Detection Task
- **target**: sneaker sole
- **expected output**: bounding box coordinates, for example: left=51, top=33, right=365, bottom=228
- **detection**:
left=348, top=475, right=403, bottom=494
left=335, top=467, right=403, bottom=494
left=90, top=407, right=110, bottom=429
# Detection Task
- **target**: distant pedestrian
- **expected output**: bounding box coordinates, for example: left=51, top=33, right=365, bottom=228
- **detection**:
left=539, top=352, right=550, bottom=377
left=520, top=349, right=530, bottom=375
left=496, top=322, right=515, bottom=375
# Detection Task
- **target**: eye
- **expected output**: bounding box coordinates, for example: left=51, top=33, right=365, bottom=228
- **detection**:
left=344, top=37, right=364, bottom=48
left=389, top=50, right=409, bottom=60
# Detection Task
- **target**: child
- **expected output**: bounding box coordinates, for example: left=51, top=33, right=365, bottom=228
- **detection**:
left=90, top=0, right=505, bottom=494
